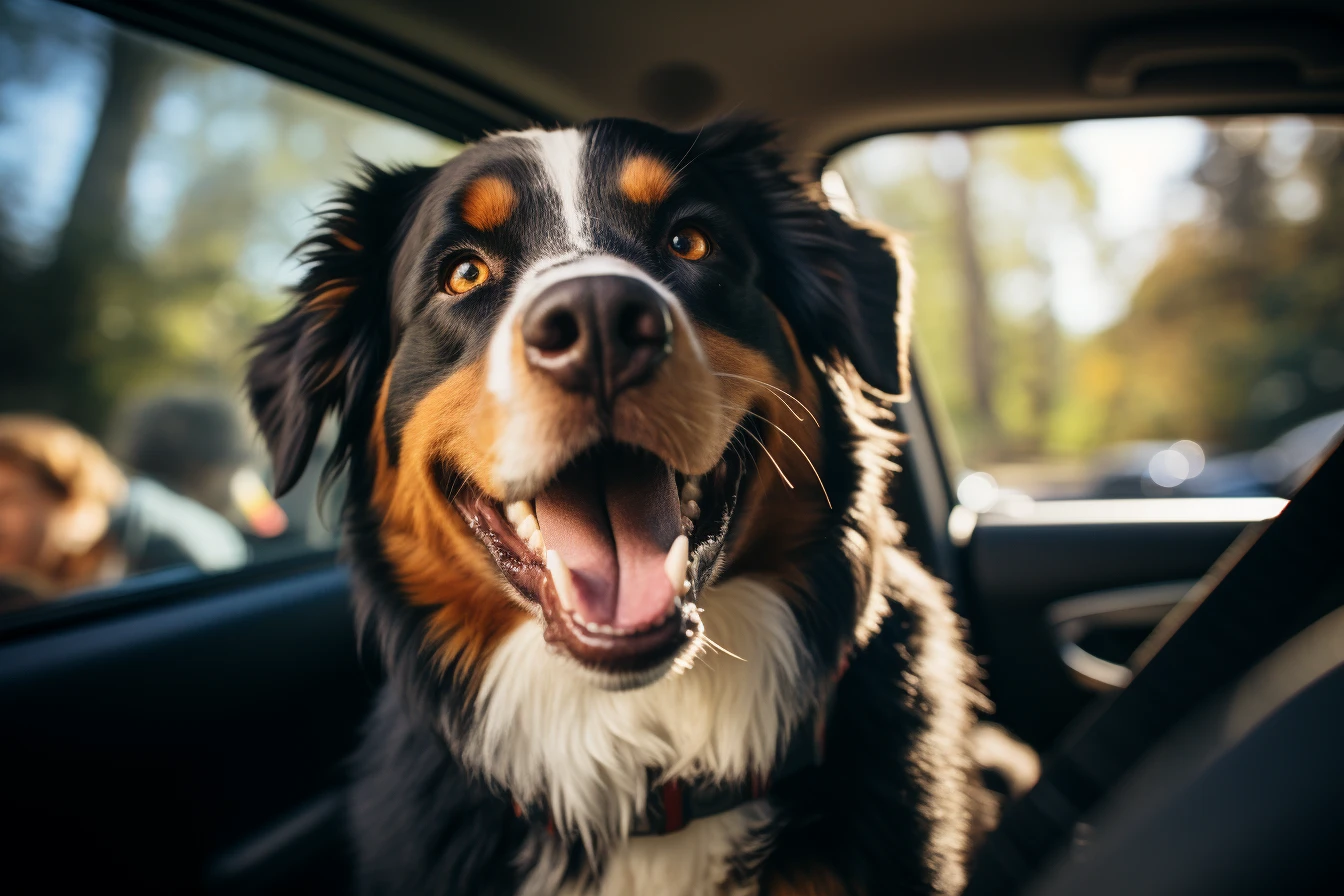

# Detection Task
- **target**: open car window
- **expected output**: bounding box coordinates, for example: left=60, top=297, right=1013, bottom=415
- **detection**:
left=0, top=0, right=459, bottom=619
left=827, top=116, right=1344, bottom=514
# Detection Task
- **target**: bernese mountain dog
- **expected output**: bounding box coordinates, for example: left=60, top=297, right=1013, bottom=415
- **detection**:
left=247, top=118, right=988, bottom=895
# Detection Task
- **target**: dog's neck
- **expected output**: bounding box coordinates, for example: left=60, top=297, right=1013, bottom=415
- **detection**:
left=458, top=576, right=824, bottom=854
left=512, top=651, right=849, bottom=839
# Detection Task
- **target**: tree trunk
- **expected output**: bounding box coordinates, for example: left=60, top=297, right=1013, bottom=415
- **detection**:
left=1, top=30, right=166, bottom=432
left=947, top=162, right=1001, bottom=457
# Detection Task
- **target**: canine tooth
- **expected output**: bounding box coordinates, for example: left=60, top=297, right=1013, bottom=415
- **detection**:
left=682, top=579, right=692, bottom=596
left=527, top=529, right=545, bottom=554
left=682, top=500, right=700, bottom=520
left=546, top=550, right=577, bottom=612
left=681, top=480, right=701, bottom=502
left=664, top=535, right=689, bottom=595
left=506, top=501, right=534, bottom=525
left=516, top=514, right=538, bottom=540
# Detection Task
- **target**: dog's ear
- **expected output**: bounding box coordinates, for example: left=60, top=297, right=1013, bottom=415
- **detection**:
left=700, top=120, right=912, bottom=398
left=247, top=162, right=434, bottom=495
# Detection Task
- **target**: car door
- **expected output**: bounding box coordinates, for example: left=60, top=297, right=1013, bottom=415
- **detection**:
left=828, top=115, right=1344, bottom=753
left=0, top=3, right=515, bottom=892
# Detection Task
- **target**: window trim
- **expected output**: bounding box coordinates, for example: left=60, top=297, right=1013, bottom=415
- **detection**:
left=814, top=104, right=1344, bottom=182
left=68, top=0, right=552, bottom=144
left=0, top=550, right=340, bottom=643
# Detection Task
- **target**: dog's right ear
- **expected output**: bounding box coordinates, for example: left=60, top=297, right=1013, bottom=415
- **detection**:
left=247, top=163, right=434, bottom=496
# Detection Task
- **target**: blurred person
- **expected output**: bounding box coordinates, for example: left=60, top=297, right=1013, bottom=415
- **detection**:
left=108, top=390, right=289, bottom=541
left=0, top=414, right=250, bottom=614
left=0, top=415, right=127, bottom=609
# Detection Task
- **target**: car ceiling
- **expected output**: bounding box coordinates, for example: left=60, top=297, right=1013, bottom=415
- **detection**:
left=251, top=0, right=1344, bottom=163
left=262, top=0, right=1344, bottom=164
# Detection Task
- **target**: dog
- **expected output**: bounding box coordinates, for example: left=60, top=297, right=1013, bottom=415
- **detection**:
left=247, top=118, right=988, bottom=895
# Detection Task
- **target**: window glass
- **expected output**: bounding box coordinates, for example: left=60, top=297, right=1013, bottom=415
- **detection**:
left=828, top=116, right=1344, bottom=507
left=0, top=0, right=459, bottom=615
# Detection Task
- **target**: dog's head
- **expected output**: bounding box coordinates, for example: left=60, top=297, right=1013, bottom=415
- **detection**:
left=248, top=119, right=909, bottom=691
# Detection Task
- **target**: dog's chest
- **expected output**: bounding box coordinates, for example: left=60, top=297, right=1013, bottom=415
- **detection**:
left=467, top=577, right=814, bottom=844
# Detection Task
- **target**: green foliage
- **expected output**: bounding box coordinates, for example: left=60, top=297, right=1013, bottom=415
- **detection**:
left=833, top=117, right=1344, bottom=485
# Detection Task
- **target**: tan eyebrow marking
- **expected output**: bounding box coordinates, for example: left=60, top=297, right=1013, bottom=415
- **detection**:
left=618, top=154, right=677, bottom=205
left=460, top=175, right=517, bottom=231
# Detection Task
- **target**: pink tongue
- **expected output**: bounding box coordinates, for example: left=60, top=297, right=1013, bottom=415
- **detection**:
left=534, top=449, right=681, bottom=630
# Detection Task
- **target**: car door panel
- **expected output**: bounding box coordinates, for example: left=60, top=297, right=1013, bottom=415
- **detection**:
left=0, top=565, right=369, bottom=894
left=965, top=506, right=1283, bottom=751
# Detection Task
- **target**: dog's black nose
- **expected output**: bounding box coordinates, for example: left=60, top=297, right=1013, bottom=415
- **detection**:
left=521, top=275, right=672, bottom=401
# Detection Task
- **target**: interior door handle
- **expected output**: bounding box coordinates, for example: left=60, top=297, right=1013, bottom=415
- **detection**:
left=1048, top=581, right=1196, bottom=691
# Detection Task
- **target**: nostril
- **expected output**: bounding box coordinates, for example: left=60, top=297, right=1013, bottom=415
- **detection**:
left=618, top=300, right=667, bottom=349
left=532, top=308, right=581, bottom=353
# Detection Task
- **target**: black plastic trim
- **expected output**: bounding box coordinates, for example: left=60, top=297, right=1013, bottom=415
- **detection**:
left=0, top=549, right=341, bottom=642
left=66, top=0, right=555, bottom=143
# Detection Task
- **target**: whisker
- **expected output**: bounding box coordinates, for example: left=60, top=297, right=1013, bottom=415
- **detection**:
left=714, top=372, right=819, bottom=427
left=671, top=124, right=706, bottom=178
left=717, top=400, right=832, bottom=510
left=744, top=411, right=832, bottom=510
left=701, top=633, right=746, bottom=663
left=740, top=427, right=793, bottom=489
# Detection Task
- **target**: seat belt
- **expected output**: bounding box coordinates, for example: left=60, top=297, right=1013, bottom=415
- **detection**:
left=965, top=436, right=1344, bottom=896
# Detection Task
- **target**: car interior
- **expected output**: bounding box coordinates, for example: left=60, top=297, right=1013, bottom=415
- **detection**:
left=1, top=0, right=1341, bottom=893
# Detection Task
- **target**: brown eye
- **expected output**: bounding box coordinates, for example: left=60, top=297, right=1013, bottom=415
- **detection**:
left=446, top=256, right=491, bottom=295
left=669, top=226, right=710, bottom=261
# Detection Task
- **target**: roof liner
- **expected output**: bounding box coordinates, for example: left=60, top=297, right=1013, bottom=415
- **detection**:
left=272, top=0, right=1344, bottom=165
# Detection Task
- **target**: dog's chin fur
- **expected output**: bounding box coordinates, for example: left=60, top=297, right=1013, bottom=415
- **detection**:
left=463, top=577, right=815, bottom=855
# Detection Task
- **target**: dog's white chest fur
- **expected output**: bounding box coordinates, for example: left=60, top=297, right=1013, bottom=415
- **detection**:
left=464, top=577, right=814, bottom=891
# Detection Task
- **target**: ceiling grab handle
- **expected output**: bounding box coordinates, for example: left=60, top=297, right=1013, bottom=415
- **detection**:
left=1087, top=21, right=1344, bottom=97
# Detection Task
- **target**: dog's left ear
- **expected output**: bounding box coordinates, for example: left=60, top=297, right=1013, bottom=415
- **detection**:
left=247, top=162, right=434, bottom=495
left=701, top=120, right=912, bottom=398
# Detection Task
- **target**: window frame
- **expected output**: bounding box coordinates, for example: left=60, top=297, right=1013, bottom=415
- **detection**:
left=817, top=110, right=1344, bottom=525
left=0, top=0, right=546, bottom=635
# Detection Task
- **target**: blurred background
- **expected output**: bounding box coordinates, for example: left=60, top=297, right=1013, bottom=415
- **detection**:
left=0, top=0, right=457, bottom=610
left=2, top=0, right=1342, bottom=612
left=829, top=114, right=1344, bottom=508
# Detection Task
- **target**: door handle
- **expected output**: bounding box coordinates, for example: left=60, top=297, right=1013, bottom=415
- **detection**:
left=1048, top=581, right=1196, bottom=691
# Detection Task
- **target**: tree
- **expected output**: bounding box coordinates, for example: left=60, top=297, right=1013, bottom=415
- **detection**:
left=0, top=25, right=166, bottom=431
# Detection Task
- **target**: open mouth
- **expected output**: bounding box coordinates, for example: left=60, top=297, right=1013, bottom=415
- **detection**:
left=447, top=435, right=749, bottom=678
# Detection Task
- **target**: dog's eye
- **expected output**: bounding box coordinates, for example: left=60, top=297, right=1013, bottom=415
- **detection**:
left=445, top=256, right=491, bottom=295
left=669, top=226, right=710, bottom=261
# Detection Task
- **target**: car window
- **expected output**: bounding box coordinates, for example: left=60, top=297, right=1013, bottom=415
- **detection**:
left=0, top=0, right=460, bottom=616
left=827, top=115, right=1344, bottom=511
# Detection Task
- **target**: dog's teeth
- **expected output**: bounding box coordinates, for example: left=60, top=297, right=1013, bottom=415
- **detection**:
left=506, top=501, right=534, bottom=526
left=516, top=514, right=538, bottom=540
left=527, top=529, right=545, bottom=554
left=683, top=579, right=692, bottom=595
left=546, top=550, right=577, bottom=612
left=664, top=535, right=689, bottom=595
left=682, top=500, right=700, bottom=520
